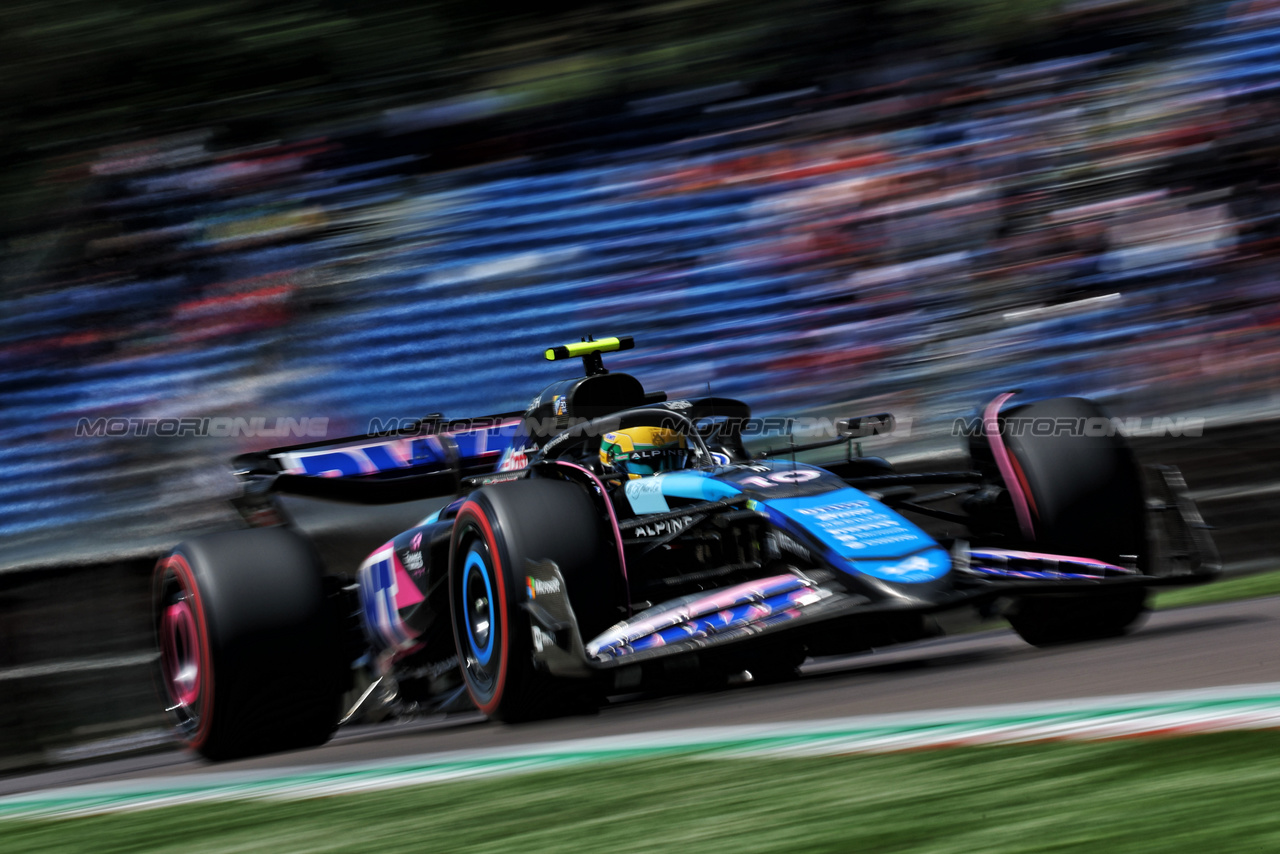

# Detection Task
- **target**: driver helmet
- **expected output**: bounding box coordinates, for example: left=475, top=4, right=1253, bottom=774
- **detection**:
left=599, top=426, right=689, bottom=479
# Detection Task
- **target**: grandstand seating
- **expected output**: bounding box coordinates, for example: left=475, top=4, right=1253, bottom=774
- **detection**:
left=2, top=2, right=1279, bottom=550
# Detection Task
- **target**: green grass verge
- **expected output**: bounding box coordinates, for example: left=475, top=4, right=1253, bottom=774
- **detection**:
left=8, top=731, right=1280, bottom=853
left=1152, top=569, right=1280, bottom=610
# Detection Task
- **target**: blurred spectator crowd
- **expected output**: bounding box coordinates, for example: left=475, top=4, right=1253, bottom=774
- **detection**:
left=3, top=1, right=1280, bottom=559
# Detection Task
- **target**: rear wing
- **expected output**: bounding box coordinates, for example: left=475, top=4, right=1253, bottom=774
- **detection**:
left=230, top=413, right=524, bottom=514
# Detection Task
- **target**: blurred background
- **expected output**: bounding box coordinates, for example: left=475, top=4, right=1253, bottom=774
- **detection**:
left=3, top=0, right=1280, bottom=766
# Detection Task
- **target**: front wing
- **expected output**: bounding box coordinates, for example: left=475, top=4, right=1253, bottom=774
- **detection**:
left=520, top=547, right=1195, bottom=677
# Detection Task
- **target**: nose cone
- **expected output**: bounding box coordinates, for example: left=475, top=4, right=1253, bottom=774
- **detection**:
left=849, top=548, right=952, bottom=584
left=769, top=488, right=951, bottom=584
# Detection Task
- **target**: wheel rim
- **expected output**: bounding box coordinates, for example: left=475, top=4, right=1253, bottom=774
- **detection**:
left=161, top=597, right=202, bottom=710
left=455, top=527, right=504, bottom=707
left=157, top=558, right=209, bottom=741
left=462, top=548, right=495, bottom=665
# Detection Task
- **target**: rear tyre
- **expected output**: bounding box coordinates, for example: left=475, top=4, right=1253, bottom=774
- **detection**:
left=974, top=396, right=1150, bottom=646
left=154, top=528, right=345, bottom=760
left=449, top=478, right=615, bottom=721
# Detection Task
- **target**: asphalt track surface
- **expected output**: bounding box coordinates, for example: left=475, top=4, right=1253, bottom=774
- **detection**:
left=4, top=594, right=1277, bottom=798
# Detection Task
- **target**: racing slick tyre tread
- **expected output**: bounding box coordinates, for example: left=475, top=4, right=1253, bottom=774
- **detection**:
left=154, top=527, right=345, bottom=760
left=1005, top=588, right=1148, bottom=647
left=976, top=397, right=1151, bottom=646
left=449, top=478, right=614, bottom=722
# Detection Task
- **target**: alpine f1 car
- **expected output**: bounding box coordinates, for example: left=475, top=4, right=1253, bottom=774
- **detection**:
left=154, top=336, right=1219, bottom=759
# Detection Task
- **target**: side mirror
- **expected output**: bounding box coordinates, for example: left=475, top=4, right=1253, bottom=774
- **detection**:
left=838, top=413, right=895, bottom=439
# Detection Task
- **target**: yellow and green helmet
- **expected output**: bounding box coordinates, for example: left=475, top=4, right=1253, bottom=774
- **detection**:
left=599, top=426, right=689, bottom=479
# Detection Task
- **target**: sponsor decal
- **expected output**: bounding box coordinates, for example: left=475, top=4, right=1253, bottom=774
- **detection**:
left=625, top=476, right=669, bottom=514
left=280, top=440, right=416, bottom=477
left=878, top=555, right=932, bottom=577
left=770, top=531, right=812, bottom=562
left=403, top=549, right=425, bottom=577
left=526, top=575, right=562, bottom=599
left=498, top=448, right=529, bottom=472
left=858, top=550, right=950, bottom=583
left=630, top=515, right=695, bottom=539
left=737, top=469, right=822, bottom=489
left=531, top=625, right=557, bottom=652
left=358, top=546, right=422, bottom=650
left=410, top=531, right=423, bottom=551
left=539, top=430, right=575, bottom=456
left=794, top=499, right=918, bottom=550
left=772, top=489, right=947, bottom=581
left=663, top=399, right=693, bottom=410
left=553, top=395, right=568, bottom=416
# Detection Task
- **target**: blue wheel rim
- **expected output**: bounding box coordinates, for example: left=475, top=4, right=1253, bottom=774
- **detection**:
left=462, top=547, right=495, bottom=665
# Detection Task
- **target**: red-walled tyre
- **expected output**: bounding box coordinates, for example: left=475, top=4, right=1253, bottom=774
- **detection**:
left=973, top=396, right=1150, bottom=646
left=449, top=478, right=615, bottom=721
left=154, top=527, right=345, bottom=760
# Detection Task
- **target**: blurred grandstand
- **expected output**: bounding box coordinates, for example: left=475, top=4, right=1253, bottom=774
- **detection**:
left=3, top=0, right=1280, bottom=566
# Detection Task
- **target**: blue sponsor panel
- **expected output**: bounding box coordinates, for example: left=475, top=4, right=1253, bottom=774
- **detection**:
left=626, top=468, right=950, bottom=584
left=767, top=488, right=951, bottom=583
left=653, top=462, right=845, bottom=504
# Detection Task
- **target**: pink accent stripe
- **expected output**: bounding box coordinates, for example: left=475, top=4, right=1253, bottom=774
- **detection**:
left=587, top=574, right=806, bottom=654
left=983, top=392, right=1035, bottom=540
left=551, top=461, right=631, bottom=614
left=971, top=548, right=1123, bottom=571
left=392, top=552, right=425, bottom=609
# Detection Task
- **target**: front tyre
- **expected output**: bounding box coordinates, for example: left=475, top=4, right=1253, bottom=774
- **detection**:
left=975, top=396, right=1150, bottom=646
left=449, top=479, right=615, bottom=721
left=1006, top=588, right=1148, bottom=647
left=154, top=528, right=346, bottom=760
left=453, top=521, right=508, bottom=714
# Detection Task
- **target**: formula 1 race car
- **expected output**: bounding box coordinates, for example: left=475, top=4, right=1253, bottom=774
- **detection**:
left=154, top=336, right=1219, bottom=759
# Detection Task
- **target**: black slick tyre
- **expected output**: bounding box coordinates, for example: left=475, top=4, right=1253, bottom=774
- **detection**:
left=1005, top=589, right=1148, bottom=647
left=975, top=396, right=1150, bottom=646
left=154, top=527, right=345, bottom=760
left=448, top=478, right=614, bottom=721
